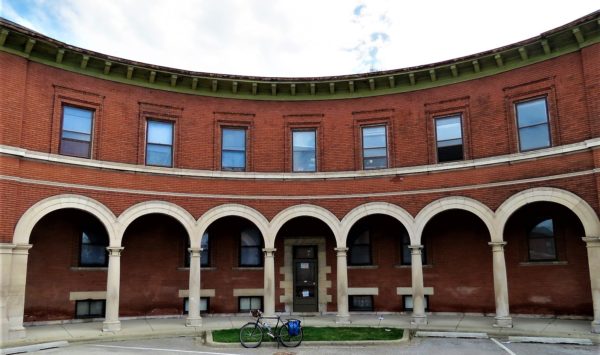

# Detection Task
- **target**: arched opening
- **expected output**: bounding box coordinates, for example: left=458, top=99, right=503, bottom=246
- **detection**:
left=421, top=209, right=494, bottom=313
left=274, top=216, right=337, bottom=313
left=120, top=213, right=190, bottom=317
left=345, top=214, right=411, bottom=313
left=25, top=209, right=110, bottom=322
left=198, top=216, right=265, bottom=314
left=503, top=202, right=591, bottom=315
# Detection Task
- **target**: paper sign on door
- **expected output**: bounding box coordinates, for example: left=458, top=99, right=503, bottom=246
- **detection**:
left=300, top=263, right=309, bottom=269
left=302, top=290, right=310, bottom=297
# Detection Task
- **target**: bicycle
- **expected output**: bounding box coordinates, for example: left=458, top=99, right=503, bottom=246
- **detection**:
left=239, top=309, right=303, bottom=348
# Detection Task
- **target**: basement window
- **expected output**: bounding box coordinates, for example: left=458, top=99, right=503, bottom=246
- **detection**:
left=75, top=299, right=105, bottom=319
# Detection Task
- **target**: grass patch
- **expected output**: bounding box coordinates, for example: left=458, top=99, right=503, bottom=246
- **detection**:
left=212, top=326, right=403, bottom=343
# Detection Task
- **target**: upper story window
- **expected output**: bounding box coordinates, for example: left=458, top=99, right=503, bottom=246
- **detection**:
left=222, top=128, right=246, bottom=171
left=348, top=228, right=372, bottom=265
left=60, top=106, right=93, bottom=158
left=362, top=125, right=387, bottom=169
left=80, top=226, right=108, bottom=267
left=146, top=120, right=174, bottom=167
left=292, top=130, right=317, bottom=172
left=528, top=218, right=557, bottom=261
left=400, top=233, right=427, bottom=265
left=435, top=115, right=463, bottom=162
left=240, top=226, right=263, bottom=267
left=516, top=97, right=550, bottom=152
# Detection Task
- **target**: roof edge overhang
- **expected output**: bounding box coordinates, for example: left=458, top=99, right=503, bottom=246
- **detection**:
left=1, top=11, right=599, bottom=101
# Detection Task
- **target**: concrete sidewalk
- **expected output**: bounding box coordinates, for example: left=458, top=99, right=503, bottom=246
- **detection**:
left=2, top=313, right=599, bottom=349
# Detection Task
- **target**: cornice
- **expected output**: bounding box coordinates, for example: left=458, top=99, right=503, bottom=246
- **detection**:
left=0, top=12, right=599, bottom=101
left=1, top=138, right=599, bottom=181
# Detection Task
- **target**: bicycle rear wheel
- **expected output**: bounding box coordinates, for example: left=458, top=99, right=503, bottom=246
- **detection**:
left=239, top=322, right=263, bottom=348
left=278, top=323, right=303, bottom=347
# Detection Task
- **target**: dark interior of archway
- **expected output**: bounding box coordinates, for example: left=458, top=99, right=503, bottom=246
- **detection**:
left=25, top=209, right=109, bottom=321
left=504, top=202, right=591, bottom=315
left=421, top=209, right=494, bottom=313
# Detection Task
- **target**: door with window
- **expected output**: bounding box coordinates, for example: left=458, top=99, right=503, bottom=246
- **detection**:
left=293, top=246, right=318, bottom=312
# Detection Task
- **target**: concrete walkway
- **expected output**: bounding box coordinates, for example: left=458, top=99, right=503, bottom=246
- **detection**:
left=3, top=313, right=599, bottom=349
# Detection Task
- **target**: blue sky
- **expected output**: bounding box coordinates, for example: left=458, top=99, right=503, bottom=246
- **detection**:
left=1, top=0, right=598, bottom=77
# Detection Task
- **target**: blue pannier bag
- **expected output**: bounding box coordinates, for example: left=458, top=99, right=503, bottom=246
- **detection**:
left=287, top=319, right=301, bottom=336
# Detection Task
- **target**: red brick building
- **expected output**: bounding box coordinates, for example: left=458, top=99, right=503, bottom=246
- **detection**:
left=1, top=11, right=599, bottom=343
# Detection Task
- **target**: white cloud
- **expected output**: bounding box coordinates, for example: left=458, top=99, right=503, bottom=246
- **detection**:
left=2, top=0, right=598, bottom=76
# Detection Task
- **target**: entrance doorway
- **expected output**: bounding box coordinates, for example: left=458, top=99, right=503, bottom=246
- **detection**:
left=293, top=246, right=318, bottom=312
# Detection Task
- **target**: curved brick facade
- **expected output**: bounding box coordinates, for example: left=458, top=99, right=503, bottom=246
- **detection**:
left=1, top=13, right=600, bottom=342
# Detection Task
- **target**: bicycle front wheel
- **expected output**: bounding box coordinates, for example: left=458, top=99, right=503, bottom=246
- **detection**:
left=278, top=323, right=303, bottom=347
left=239, top=322, right=263, bottom=348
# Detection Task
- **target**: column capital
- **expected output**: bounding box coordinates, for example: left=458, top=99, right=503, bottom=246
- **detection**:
left=107, top=246, right=124, bottom=256
left=582, top=236, right=600, bottom=247
left=334, top=247, right=349, bottom=256
left=409, top=244, right=423, bottom=255
left=488, top=241, right=507, bottom=251
left=262, top=248, right=276, bottom=257
left=12, top=244, right=33, bottom=255
left=0, top=243, right=17, bottom=254
left=188, top=247, right=203, bottom=256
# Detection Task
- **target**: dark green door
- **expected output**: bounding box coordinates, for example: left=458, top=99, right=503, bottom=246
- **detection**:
left=293, top=246, right=318, bottom=312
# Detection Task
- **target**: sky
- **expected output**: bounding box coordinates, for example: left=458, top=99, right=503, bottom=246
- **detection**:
left=1, top=0, right=598, bottom=77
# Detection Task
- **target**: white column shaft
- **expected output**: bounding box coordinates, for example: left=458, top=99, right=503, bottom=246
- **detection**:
left=263, top=248, right=276, bottom=316
left=489, top=241, right=512, bottom=328
left=103, top=247, right=123, bottom=332
left=583, top=237, right=600, bottom=333
left=186, top=247, right=202, bottom=327
left=410, top=244, right=427, bottom=325
left=335, top=247, right=350, bottom=323
left=7, top=244, right=32, bottom=339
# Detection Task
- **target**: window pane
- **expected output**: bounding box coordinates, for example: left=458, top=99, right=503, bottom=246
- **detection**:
left=62, top=131, right=91, bottom=141
left=293, top=151, right=316, bottom=172
left=241, top=228, right=261, bottom=246
left=90, top=300, right=104, bottom=316
left=293, top=131, right=315, bottom=150
left=363, top=157, right=387, bottom=169
left=436, top=116, right=462, bottom=142
left=529, top=238, right=557, bottom=260
left=147, top=121, right=173, bottom=145
left=250, top=297, right=262, bottom=309
left=362, top=126, right=386, bottom=148
left=81, top=245, right=106, bottom=266
left=60, top=139, right=90, bottom=157
left=241, top=247, right=261, bottom=265
left=223, top=129, right=246, bottom=150
left=200, top=298, right=208, bottom=312
left=222, top=151, right=245, bottom=169
left=350, top=295, right=373, bottom=311
left=200, top=232, right=209, bottom=266
left=363, top=147, right=387, bottom=158
left=531, top=219, right=554, bottom=238
left=240, top=297, right=250, bottom=310
left=146, top=143, right=172, bottom=166
left=349, top=245, right=371, bottom=265
left=184, top=298, right=189, bottom=313
left=437, top=145, right=464, bottom=162
left=76, top=301, right=90, bottom=316
left=517, top=98, right=548, bottom=127
left=519, top=124, right=550, bottom=151
left=63, top=106, right=93, bottom=134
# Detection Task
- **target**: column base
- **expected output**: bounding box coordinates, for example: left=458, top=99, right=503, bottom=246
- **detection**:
left=186, top=316, right=203, bottom=327
left=591, top=320, right=600, bottom=334
left=8, top=326, right=26, bottom=339
left=335, top=314, right=351, bottom=324
left=493, top=316, right=513, bottom=328
left=411, top=314, right=428, bottom=326
left=102, top=320, right=121, bottom=332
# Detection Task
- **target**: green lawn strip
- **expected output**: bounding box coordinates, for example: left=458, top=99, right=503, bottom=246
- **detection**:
left=213, top=326, right=403, bottom=343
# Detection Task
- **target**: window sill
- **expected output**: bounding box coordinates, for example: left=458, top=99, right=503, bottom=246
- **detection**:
left=177, top=267, right=216, bottom=271
left=233, top=267, right=264, bottom=271
left=70, top=267, right=108, bottom=271
left=394, top=264, right=432, bottom=269
left=519, top=261, right=567, bottom=266
left=347, top=265, right=378, bottom=270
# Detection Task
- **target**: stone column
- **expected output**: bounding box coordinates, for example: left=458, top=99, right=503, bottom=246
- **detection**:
left=583, top=237, right=600, bottom=333
left=489, top=241, right=512, bottom=328
left=0, top=244, right=15, bottom=345
left=186, top=247, right=202, bottom=327
left=103, top=247, right=123, bottom=332
left=410, top=245, right=427, bottom=325
left=335, top=247, right=350, bottom=323
left=7, top=244, right=32, bottom=339
left=263, top=248, right=276, bottom=316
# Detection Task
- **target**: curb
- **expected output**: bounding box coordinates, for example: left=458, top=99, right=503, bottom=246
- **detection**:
left=415, top=331, right=488, bottom=339
left=205, top=327, right=410, bottom=348
left=1, top=341, right=68, bottom=355
left=508, top=336, right=594, bottom=345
